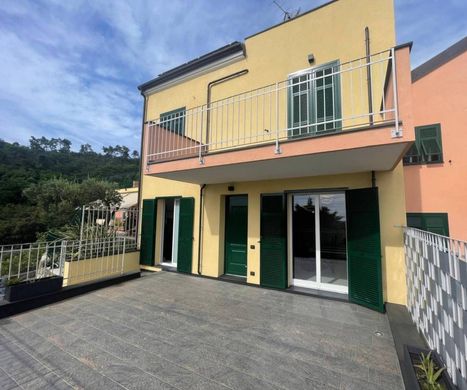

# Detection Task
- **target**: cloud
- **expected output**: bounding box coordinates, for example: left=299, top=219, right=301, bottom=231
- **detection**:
left=0, top=0, right=465, bottom=152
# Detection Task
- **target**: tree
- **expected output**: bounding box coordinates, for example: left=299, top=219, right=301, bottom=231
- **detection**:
left=79, top=143, right=94, bottom=154
left=0, top=138, right=139, bottom=244
left=23, top=177, right=122, bottom=232
left=102, top=145, right=117, bottom=157
left=58, top=138, right=71, bottom=152
left=29, top=136, right=71, bottom=152
left=131, top=150, right=139, bottom=159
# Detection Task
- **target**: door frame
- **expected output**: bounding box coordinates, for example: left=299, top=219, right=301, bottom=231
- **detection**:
left=287, top=191, right=348, bottom=294
left=156, top=196, right=182, bottom=267
left=224, top=194, right=248, bottom=277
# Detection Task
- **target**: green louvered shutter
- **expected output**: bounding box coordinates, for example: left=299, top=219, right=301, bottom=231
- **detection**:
left=407, top=213, right=449, bottom=236
left=346, top=187, right=384, bottom=312
left=140, top=199, right=157, bottom=266
left=260, top=194, right=287, bottom=289
left=177, top=197, right=195, bottom=273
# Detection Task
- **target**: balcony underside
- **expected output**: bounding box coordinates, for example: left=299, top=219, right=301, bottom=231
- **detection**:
left=146, top=125, right=411, bottom=184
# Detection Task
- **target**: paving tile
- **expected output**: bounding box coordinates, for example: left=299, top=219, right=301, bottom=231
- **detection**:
left=0, top=368, right=20, bottom=390
left=21, top=371, right=72, bottom=390
left=0, top=272, right=404, bottom=390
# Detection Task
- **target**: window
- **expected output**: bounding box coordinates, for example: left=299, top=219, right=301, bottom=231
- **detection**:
left=288, top=61, right=342, bottom=138
left=407, top=213, right=449, bottom=236
left=403, top=124, right=443, bottom=165
left=160, top=107, right=186, bottom=135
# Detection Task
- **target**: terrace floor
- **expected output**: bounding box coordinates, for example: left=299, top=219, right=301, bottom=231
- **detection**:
left=0, top=271, right=404, bottom=389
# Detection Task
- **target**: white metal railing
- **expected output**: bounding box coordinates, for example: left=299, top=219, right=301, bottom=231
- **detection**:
left=404, top=227, right=467, bottom=389
left=79, top=205, right=138, bottom=249
left=0, top=237, right=131, bottom=287
left=146, top=49, right=397, bottom=163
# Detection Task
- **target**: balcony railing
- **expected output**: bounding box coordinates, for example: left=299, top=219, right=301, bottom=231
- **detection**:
left=146, top=48, right=398, bottom=164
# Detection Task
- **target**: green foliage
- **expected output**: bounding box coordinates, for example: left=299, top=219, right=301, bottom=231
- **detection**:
left=0, top=138, right=138, bottom=244
left=415, top=351, right=446, bottom=390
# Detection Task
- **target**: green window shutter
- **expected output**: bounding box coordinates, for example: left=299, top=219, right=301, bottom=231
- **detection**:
left=177, top=197, right=195, bottom=273
left=260, top=194, right=287, bottom=289
left=403, top=143, right=422, bottom=165
left=404, top=124, right=443, bottom=165
left=140, top=199, right=157, bottom=266
left=407, top=213, right=449, bottom=236
left=160, top=107, right=186, bottom=135
left=418, top=124, right=443, bottom=163
left=345, top=187, right=384, bottom=312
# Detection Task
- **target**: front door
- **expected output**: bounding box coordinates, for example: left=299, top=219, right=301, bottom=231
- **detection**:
left=291, top=192, right=348, bottom=294
left=224, top=195, right=248, bottom=277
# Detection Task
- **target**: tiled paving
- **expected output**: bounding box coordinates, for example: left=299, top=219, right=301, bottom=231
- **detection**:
left=0, top=271, right=404, bottom=389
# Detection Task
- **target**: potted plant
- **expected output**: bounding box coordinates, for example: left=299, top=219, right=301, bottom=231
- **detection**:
left=4, top=275, right=63, bottom=302
left=405, top=345, right=456, bottom=390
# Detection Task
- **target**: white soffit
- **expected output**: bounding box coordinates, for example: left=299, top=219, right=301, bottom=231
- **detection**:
left=154, top=142, right=408, bottom=184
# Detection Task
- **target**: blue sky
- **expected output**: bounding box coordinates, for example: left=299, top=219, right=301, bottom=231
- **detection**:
left=0, top=0, right=465, bottom=153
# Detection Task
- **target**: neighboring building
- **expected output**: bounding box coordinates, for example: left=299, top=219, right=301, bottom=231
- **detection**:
left=404, top=37, right=467, bottom=240
left=137, top=0, right=415, bottom=311
left=117, top=184, right=139, bottom=209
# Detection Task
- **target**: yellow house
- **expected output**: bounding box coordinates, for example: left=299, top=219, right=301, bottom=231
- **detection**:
left=137, top=0, right=414, bottom=312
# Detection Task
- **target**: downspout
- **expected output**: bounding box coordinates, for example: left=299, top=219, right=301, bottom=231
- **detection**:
left=198, top=69, right=248, bottom=270
left=136, top=92, right=148, bottom=249
left=206, top=69, right=249, bottom=147
left=197, top=184, right=206, bottom=274
left=365, top=27, right=374, bottom=126
left=371, top=170, right=376, bottom=188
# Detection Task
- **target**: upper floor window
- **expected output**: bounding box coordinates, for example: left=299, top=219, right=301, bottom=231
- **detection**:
left=288, top=61, right=342, bottom=138
left=407, top=212, right=449, bottom=236
left=160, top=107, right=186, bottom=135
left=403, top=124, right=443, bottom=165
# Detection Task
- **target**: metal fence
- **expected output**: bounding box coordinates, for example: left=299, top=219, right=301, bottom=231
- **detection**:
left=79, top=205, right=138, bottom=248
left=404, top=227, right=467, bottom=389
left=0, top=237, right=131, bottom=288
left=146, top=48, right=398, bottom=163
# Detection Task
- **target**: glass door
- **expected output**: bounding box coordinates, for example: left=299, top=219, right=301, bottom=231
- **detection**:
left=161, top=198, right=180, bottom=267
left=291, top=193, right=348, bottom=294
left=171, top=199, right=180, bottom=265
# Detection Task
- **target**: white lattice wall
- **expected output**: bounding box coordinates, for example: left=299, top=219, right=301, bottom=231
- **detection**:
left=405, top=227, right=467, bottom=389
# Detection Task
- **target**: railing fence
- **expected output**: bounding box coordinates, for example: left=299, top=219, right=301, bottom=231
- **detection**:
left=80, top=205, right=138, bottom=250
left=0, top=205, right=139, bottom=293
left=146, top=49, right=397, bottom=163
left=404, top=227, right=467, bottom=389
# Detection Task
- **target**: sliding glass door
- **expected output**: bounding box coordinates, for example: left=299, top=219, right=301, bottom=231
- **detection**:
left=291, top=192, right=348, bottom=294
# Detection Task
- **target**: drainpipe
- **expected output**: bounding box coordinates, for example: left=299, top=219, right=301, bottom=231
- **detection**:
left=206, top=69, right=249, bottom=147
left=197, top=184, right=207, bottom=274
left=371, top=171, right=376, bottom=188
left=365, top=27, right=374, bottom=126
left=136, top=92, right=148, bottom=249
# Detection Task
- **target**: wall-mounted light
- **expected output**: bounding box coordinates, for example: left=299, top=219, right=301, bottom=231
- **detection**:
left=228, top=185, right=235, bottom=192
left=308, top=53, right=315, bottom=64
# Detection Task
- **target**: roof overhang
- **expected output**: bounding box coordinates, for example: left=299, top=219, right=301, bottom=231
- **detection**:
left=138, top=42, right=245, bottom=95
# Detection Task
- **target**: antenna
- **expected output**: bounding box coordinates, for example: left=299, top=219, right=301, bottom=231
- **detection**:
left=273, top=1, right=301, bottom=21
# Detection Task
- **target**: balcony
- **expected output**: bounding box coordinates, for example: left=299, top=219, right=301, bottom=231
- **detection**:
left=144, top=46, right=414, bottom=184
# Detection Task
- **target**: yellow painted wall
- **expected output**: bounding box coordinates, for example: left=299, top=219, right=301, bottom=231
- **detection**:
left=139, top=0, right=407, bottom=304
left=62, top=251, right=140, bottom=287
left=205, top=172, right=406, bottom=304
left=143, top=0, right=395, bottom=153
left=376, top=162, right=407, bottom=304
left=145, top=0, right=395, bottom=119
left=139, top=177, right=200, bottom=274
left=201, top=173, right=372, bottom=284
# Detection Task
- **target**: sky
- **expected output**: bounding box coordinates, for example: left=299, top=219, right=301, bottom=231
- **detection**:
left=0, top=0, right=465, bottom=153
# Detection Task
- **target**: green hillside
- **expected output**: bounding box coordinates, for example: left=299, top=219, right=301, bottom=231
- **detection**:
left=0, top=138, right=140, bottom=244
